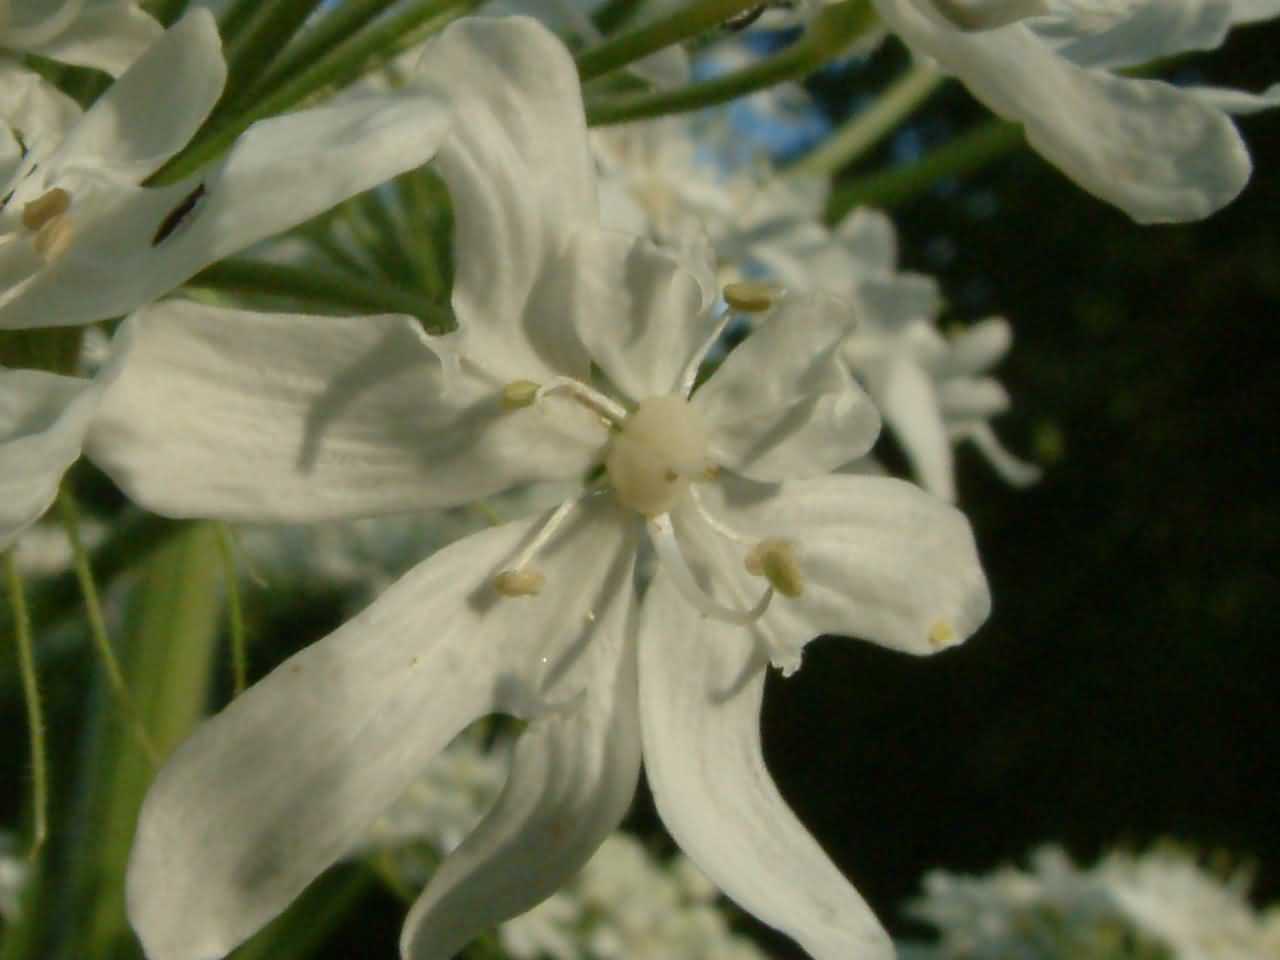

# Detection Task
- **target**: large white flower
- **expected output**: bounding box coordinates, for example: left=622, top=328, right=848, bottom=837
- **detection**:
left=872, top=0, right=1280, bottom=222
left=2, top=0, right=160, bottom=76
left=98, top=18, right=991, bottom=960
left=0, top=9, right=454, bottom=331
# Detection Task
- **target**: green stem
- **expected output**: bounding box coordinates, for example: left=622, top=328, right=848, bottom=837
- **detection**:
left=215, top=0, right=329, bottom=119
left=586, top=0, right=876, bottom=126
left=215, top=524, right=248, bottom=697
left=786, top=61, right=942, bottom=178
left=188, top=258, right=454, bottom=332
left=57, top=490, right=160, bottom=766
left=251, top=0, right=404, bottom=98
left=576, top=0, right=765, bottom=82
left=4, top=552, right=48, bottom=862
left=150, top=0, right=477, bottom=186
left=825, top=118, right=1025, bottom=223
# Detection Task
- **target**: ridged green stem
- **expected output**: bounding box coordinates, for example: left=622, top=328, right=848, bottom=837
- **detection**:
left=4, top=551, right=47, bottom=862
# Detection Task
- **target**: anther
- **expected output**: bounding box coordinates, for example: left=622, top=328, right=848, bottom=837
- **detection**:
left=501, top=380, right=541, bottom=411
left=495, top=568, right=545, bottom=598
left=32, top=216, right=74, bottom=261
left=928, top=620, right=956, bottom=649
left=21, top=188, right=70, bottom=231
left=723, top=281, right=781, bottom=314
left=745, top=539, right=804, bottom=598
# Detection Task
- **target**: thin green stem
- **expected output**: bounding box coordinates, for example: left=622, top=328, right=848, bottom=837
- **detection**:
left=4, top=552, right=48, bottom=862
left=215, top=0, right=329, bottom=118
left=576, top=0, right=764, bottom=82
left=189, top=258, right=454, bottom=332
left=824, top=118, right=1024, bottom=223
left=57, top=491, right=160, bottom=766
left=150, top=0, right=477, bottom=186
left=215, top=524, right=248, bottom=698
left=252, top=0, right=403, bottom=97
left=586, top=0, right=876, bottom=126
left=787, top=61, right=943, bottom=178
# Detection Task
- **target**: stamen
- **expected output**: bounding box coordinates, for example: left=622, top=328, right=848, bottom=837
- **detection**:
left=745, top=539, right=804, bottom=598
left=648, top=513, right=772, bottom=626
left=21, top=187, right=70, bottom=231
left=928, top=620, right=957, bottom=649
left=501, top=379, right=541, bottom=410
left=536, top=377, right=628, bottom=424
left=494, top=569, right=545, bottom=597
left=32, top=215, right=74, bottom=261
left=723, top=280, right=781, bottom=314
left=688, top=484, right=753, bottom=545
left=679, top=308, right=732, bottom=398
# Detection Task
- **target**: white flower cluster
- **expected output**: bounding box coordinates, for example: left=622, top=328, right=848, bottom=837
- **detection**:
left=906, top=845, right=1280, bottom=960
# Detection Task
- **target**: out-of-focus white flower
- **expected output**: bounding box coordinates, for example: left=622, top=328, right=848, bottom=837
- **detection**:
left=1, top=0, right=161, bottom=76
left=0, top=832, right=25, bottom=924
left=114, top=18, right=989, bottom=960
left=909, top=845, right=1280, bottom=959
left=871, top=0, right=1280, bottom=222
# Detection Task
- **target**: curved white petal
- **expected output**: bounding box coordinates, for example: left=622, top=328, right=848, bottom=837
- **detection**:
left=876, top=0, right=1252, bottom=222
left=929, top=0, right=1050, bottom=29
left=1188, top=81, right=1280, bottom=116
left=638, top=577, right=893, bottom=960
left=414, top=17, right=598, bottom=384
left=401, top=534, right=641, bottom=960
left=1042, top=0, right=1231, bottom=69
left=10, top=0, right=163, bottom=76
left=49, top=10, right=223, bottom=182
left=0, top=63, right=82, bottom=178
left=127, top=501, right=634, bottom=960
left=0, top=89, right=453, bottom=330
left=565, top=228, right=718, bottom=403
left=877, top=355, right=957, bottom=502
left=694, top=293, right=881, bottom=482
left=957, top=420, right=1042, bottom=486
left=940, top=316, right=1011, bottom=376
left=678, top=473, right=991, bottom=657
left=0, top=368, right=91, bottom=548
left=86, top=301, right=607, bottom=522
left=1231, top=0, right=1280, bottom=23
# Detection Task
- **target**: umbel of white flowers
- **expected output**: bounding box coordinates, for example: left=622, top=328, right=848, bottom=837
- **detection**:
left=29, top=18, right=991, bottom=960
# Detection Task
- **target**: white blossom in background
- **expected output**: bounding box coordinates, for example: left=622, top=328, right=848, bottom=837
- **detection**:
left=0, top=832, right=25, bottom=924
left=871, top=0, right=1280, bottom=222
left=906, top=845, right=1280, bottom=960
left=103, top=18, right=989, bottom=960
left=1, top=0, right=160, bottom=76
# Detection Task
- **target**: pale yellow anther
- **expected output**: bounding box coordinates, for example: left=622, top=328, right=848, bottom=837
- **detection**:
left=723, top=281, right=780, bottom=314
left=501, top=380, right=541, bottom=411
left=745, top=539, right=804, bottom=598
left=494, top=568, right=545, bottom=598
left=928, top=620, right=956, bottom=649
left=32, top=215, right=74, bottom=261
left=22, top=188, right=70, bottom=231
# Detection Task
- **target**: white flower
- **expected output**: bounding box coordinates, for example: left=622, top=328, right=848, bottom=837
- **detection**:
left=2, top=0, right=161, bottom=76
left=0, top=9, right=454, bottom=332
left=108, top=18, right=991, bottom=960
left=871, top=0, right=1280, bottom=222
left=0, top=831, right=26, bottom=924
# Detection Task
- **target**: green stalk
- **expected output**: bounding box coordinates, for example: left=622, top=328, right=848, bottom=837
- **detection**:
left=214, top=0, right=329, bottom=118
left=576, top=0, right=765, bottom=82
left=4, top=552, right=48, bottom=862
left=150, top=0, right=478, bottom=186
left=215, top=524, right=248, bottom=697
left=57, top=490, right=160, bottom=766
left=586, top=0, right=876, bottom=126
left=60, top=525, right=224, bottom=959
left=824, top=118, right=1024, bottom=222
left=786, top=61, right=943, bottom=178
left=189, top=258, right=454, bottom=332
left=251, top=0, right=404, bottom=98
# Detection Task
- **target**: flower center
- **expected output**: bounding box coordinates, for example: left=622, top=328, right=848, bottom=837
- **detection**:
left=606, top=395, right=710, bottom=517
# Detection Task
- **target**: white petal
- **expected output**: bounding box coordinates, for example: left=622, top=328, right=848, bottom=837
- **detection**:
left=876, top=355, right=957, bottom=502
left=928, top=0, right=1050, bottom=29
left=1043, top=0, right=1231, bottom=69
left=694, top=293, right=881, bottom=482
left=0, top=63, right=82, bottom=178
left=86, top=301, right=607, bottom=522
left=565, top=228, right=718, bottom=403
left=1187, top=81, right=1280, bottom=116
left=874, top=0, right=1253, bottom=222
left=127, top=501, right=635, bottom=960
left=638, top=578, right=893, bottom=960
left=0, top=90, right=453, bottom=330
left=414, top=17, right=599, bottom=384
left=956, top=420, right=1042, bottom=486
left=49, top=10, right=223, bottom=182
left=1230, top=0, right=1280, bottom=23
left=941, top=316, right=1011, bottom=376
left=836, top=207, right=900, bottom=271
left=679, top=473, right=991, bottom=657
left=401, top=538, right=641, bottom=959
left=13, top=0, right=164, bottom=76
left=0, top=368, right=94, bottom=549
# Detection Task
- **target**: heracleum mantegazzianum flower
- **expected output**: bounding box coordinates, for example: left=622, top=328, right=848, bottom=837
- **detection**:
left=94, top=18, right=991, bottom=960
